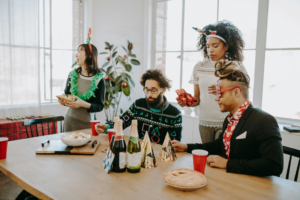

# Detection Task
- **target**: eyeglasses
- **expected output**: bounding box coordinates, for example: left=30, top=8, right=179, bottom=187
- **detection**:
left=216, top=80, right=240, bottom=98
left=143, top=88, right=162, bottom=94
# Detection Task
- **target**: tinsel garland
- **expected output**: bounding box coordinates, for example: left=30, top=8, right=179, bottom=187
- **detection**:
left=69, top=69, right=104, bottom=101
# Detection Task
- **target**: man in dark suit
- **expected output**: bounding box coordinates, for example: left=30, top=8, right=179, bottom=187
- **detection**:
left=172, top=66, right=283, bottom=176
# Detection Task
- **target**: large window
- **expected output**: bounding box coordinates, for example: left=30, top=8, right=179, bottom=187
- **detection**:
left=0, top=0, right=83, bottom=107
left=155, top=0, right=258, bottom=102
left=153, top=0, right=300, bottom=122
left=261, top=0, right=300, bottom=120
left=40, top=0, right=84, bottom=103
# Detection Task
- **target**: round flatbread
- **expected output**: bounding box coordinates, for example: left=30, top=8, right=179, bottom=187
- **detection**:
left=56, top=94, right=76, bottom=102
left=163, top=168, right=207, bottom=188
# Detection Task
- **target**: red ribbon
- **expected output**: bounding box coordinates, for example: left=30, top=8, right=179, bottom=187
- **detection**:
left=175, top=89, right=197, bottom=106
left=87, top=28, right=92, bottom=54
left=209, top=30, right=217, bottom=35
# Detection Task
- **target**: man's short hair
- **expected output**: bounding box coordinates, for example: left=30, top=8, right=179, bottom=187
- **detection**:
left=214, top=60, right=250, bottom=99
left=140, top=69, right=172, bottom=90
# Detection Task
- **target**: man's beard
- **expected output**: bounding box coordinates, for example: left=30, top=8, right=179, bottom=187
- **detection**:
left=146, top=93, right=163, bottom=108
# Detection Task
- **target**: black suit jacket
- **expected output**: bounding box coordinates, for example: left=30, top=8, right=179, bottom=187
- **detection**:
left=187, top=104, right=284, bottom=176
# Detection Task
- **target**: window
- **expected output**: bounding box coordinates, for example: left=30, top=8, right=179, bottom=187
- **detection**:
left=262, top=0, right=300, bottom=120
left=154, top=0, right=258, bottom=102
left=40, top=0, right=84, bottom=103
left=152, top=0, right=300, bottom=122
left=0, top=0, right=83, bottom=107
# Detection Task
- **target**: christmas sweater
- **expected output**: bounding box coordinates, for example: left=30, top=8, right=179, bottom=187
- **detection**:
left=107, top=98, right=182, bottom=145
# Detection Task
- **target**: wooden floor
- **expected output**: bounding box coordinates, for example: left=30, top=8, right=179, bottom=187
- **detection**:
left=0, top=171, right=22, bottom=200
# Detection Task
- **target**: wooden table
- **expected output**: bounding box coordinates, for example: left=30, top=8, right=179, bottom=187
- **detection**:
left=1, top=129, right=300, bottom=200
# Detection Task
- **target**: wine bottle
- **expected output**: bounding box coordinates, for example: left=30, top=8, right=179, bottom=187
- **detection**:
left=127, top=120, right=141, bottom=173
left=112, top=119, right=126, bottom=173
left=109, top=117, right=119, bottom=150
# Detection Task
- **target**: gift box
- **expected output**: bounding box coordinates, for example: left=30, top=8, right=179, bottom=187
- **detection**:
left=175, top=89, right=197, bottom=106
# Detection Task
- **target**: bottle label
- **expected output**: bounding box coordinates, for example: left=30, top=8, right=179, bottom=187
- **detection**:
left=129, top=136, right=139, bottom=144
left=119, top=152, right=126, bottom=169
left=127, top=152, right=141, bottom=169
left=115, top=135, right=124, bottom=141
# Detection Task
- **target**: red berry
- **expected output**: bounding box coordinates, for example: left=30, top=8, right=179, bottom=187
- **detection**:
left=121, top=82, right=127, bottom=87
left=107, top=57, right=110, bottom=61
left=105, top=76, right=110, bottom=80
left=124, top=55, right=127, bottom=58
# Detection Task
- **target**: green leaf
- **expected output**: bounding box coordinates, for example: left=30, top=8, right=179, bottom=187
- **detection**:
left=104, top=103, right=110, bottom=110
left=100, top=68, right=107, bottom=73
left=130, top=59, right=140, bottom=65
left=113, top=46, right=118, bottom=52
left=108, top=94, right=114, bottom=101
left=111, top=103, right=116, bottom=110
left=109, top=45, right=114, bottom=51
left=125, top=64, right=132, bottom=72
left=120, top=60, right=126, bottom=67
left=102, top=61, right=109, bottom=68
left=114, top=75, right=123, bottom=85
left=99, top=52, right=108, bottom=54
left=105, top=42, right=110, bottom=47
left=128, top=54, right=136, bottom=58
left=107, top=66, right=113, bottom=74
left=109, top=71, right=115, bottom=78
left=121, top=82, right=130, bottom=96
left=124, top=73, right=131, bottom=78
left=113, top=85, right=121, bottom=94
left=112, top=51, right=118, bottom=58
left=122, top=46, right=128, bottom=54
left=127, top=40, right=130, bottom=46
left=105, top=93, right=109, bottom=101
left=128, top=77, right=135, bottom=87
left=106, top=87, right=113, bottom=94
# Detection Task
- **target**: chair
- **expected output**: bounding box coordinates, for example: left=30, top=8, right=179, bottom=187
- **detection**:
left=23, top=116, right=64, bottom=138
left=283, top=145, right=300, bottom=182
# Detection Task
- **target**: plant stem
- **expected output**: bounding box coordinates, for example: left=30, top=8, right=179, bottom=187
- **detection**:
left=115, top=92, right=122, bottom=117
left=104, top=109, right=108, bottom=120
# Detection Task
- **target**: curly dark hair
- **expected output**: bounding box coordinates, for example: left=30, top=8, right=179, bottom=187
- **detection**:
left=140, top=69, right=172, bottom=90
left=197, top=20, right=245, bottom=62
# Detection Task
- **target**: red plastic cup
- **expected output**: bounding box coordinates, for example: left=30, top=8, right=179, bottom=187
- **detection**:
left=90, top=120, right=101, bottom=136
left=0, top=137, right=8, bottom=159
left=192, top=149, right=208, bottom=174
left=107, top=129, right=116, bottom=144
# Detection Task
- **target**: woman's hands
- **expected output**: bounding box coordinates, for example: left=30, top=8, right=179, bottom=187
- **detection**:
left=58, top=99, right=66, bottom=106
left=59, top=96, right=91, bottom=109
left=177, top=99, right=185, bottom=107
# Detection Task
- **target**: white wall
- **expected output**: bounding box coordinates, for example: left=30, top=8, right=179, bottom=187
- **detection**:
left=91, top=0, right=146, bottom=129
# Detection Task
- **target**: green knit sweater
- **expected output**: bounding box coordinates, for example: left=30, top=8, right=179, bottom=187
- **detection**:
left=107, top=98, right=182, bottom=145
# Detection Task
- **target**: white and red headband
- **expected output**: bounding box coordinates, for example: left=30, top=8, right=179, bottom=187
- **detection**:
left=192, top=27, right=226, bottom=43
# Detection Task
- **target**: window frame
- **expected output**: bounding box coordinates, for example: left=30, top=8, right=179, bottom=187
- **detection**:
left=41, top=0, right=84, bottom=103
left=149, top=0, right=300, bottom=124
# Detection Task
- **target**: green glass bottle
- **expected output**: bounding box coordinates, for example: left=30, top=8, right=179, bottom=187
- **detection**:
left=112, top=119, right=126, bottom=173
left=127, top=120, right=141, bottom=173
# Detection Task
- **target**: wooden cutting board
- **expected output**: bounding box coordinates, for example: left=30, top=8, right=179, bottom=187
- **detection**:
left=35, top=140, right=101, bottom=155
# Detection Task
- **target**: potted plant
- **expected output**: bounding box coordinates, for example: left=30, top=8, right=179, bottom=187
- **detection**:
left=99, top=40, right=140, bottom=127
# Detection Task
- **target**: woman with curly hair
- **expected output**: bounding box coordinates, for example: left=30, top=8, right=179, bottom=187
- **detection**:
left=177, top=20, right=247, bottom=143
